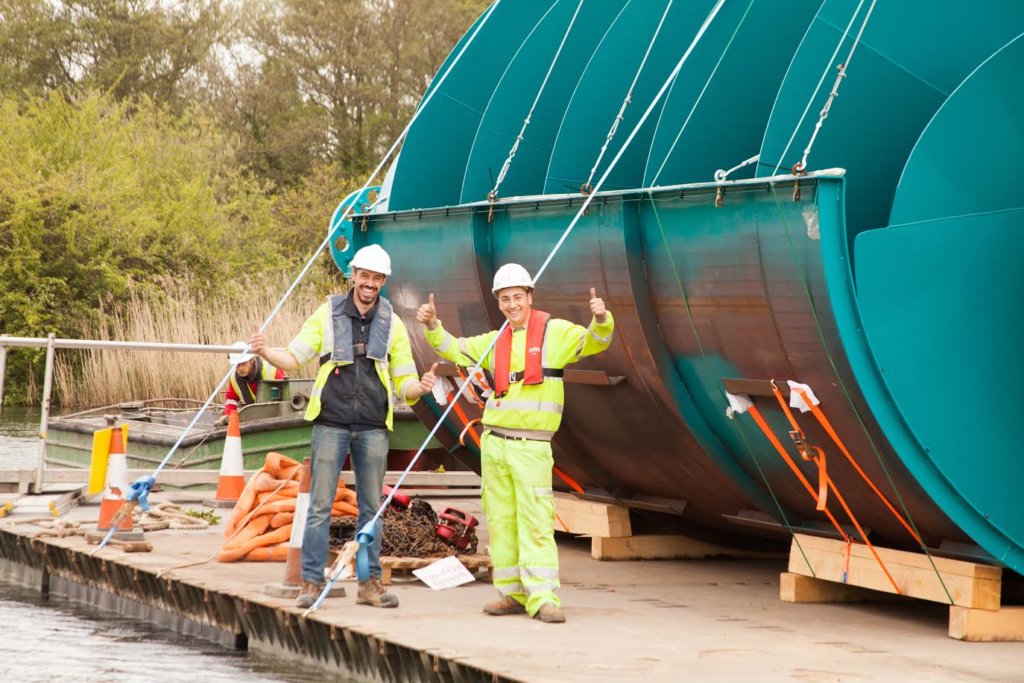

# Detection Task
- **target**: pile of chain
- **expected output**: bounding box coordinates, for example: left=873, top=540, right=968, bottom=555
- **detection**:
left=329, top=498, right=478, bottom=557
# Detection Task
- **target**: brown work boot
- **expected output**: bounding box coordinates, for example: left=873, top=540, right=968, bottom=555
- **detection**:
left=483, top=596, right=526, bottom=616
left=535, top=603, right=566, bottom=623
left=357, top=577, right=399, bottom=608
left=295, top=580, right=324, bottom=609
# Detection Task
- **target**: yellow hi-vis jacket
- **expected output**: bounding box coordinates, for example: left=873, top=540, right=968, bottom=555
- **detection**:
left=425, top=312, right=614, bottom=440
left=227, top=360, right=284, bottom=410
left=285, top=298, right=421, bottom=430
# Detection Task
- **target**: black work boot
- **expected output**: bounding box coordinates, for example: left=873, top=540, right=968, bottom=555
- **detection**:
left=483, top=596, right=526, bottom=616
left=295, top=580, right=325, bottom=609
left=357, top=577, right=399, bottom=608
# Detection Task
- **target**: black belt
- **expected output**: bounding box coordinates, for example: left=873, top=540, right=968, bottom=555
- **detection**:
left=487, top=431, right=538, bottom=442
left=507, top=368, right=563, bottom=383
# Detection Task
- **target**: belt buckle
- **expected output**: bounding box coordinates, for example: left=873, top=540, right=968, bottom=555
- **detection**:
left=509, top=371, right=517, bottom=384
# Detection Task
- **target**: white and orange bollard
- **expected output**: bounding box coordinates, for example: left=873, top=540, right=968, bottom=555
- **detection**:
left=91, top=426, right=144, bottom=542
left=204, top=411, right=246, bottom=508
left=263, top=458, right=346, bottom=599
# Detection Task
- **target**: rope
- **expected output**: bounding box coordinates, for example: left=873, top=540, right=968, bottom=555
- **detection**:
left=794, top=0, right=876, bottom=173
left=96, top=0, right=503, bottom=552
left=488, top=0, right=583, bottom=204
left=582, top=0, right=674, bottom=193
left=764, top=380, right=902, bottom=595
left=305, top=0, right=731, bottom=615
left=764, top=182, right=956, bottom=603
left=770, top=0, right=868, bottom=176
left=649, top=0, right=757, bottom=187
left=155, top=477, right=292, bottom=578
left=714, top=154, right=759, bottom=182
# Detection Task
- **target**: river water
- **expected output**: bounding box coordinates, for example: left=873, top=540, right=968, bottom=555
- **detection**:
left=0, top=407, right=337, bottom=683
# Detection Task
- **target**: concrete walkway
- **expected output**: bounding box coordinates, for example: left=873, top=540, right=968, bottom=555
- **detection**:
left=1, top=493, right=1020, bottom=682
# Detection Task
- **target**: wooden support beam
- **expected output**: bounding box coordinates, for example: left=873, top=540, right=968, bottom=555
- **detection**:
left=553, top=492, right=630, bottom=538
left=42, top=468, right=481, bottom=490
left=787, top=533, right=1002, bottom=610
left=592, top=535, right=784, bottom=561
left=949, top=606, right=1024, bottom=642
left=780, top=572, right=895, bottom=604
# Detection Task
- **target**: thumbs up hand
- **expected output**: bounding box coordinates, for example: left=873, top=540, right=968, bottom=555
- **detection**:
left=589, top=287, right=607, bottom=323
left=416, top=292, right=438, bottom=329
left=419, top=362, right=440, bottom=394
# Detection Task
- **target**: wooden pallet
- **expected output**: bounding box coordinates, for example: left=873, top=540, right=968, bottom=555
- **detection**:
left=781, top=533, right=1024, bottom=641
left=553, top=492, right=781, bottom=561
left=380, top=554, right=492, bottom=586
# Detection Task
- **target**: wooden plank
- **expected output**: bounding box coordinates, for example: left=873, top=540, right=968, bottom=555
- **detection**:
left=43, top=468, right=482, bottom=489
left=380, top=554, right=492, bottom=586
left=592, top=534, right=784, bottom=561
left=787, top=533, right=1002, bottom=609
left=553, top=492, right=630, bottom=538
left=949, top=606, right=1024, bottom=642
left=779, top=572, right=896, bottom=604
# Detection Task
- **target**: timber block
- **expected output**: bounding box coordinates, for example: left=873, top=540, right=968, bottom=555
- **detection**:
left=592, top=534, right=785, bottom=561
left=786, top=533, right=1002, bottom=610
left=949, top=606, right=1024, bottom=642
left=553, top=492, right=631, bottom=538
left=780, top=572, right=896, bottom=604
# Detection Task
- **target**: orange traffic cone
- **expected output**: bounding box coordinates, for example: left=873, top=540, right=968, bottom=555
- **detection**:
left=93, top=426, right=144, bottom=541
left=204, top=412, right=246, bottom=508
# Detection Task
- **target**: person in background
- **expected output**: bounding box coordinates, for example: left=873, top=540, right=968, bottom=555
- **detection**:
left=216, top=345, right=286, bottom=426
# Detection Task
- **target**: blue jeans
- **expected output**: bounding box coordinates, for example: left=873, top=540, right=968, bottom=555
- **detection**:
left=301, top=424, right=388, bottom=583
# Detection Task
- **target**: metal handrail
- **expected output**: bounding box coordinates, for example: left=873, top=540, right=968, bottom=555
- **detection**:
left=0, top=334, right=250, bottom=493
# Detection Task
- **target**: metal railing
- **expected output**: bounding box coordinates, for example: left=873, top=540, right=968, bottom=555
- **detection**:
left=0, top=335, right=243, bottom=493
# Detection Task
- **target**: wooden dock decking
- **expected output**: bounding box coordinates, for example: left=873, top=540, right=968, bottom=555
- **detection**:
left=1, top=494, right=1022, bottom=682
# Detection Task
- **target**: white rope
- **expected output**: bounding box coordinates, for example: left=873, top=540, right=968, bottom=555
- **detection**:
left=795, top=0, right=876, bottom=173
left=97, top=0, right=504, bottom=549
left=649, top=0, right=757, bottom=186
left=489, top=0, right=583, bottom=201
left=771, top=0, right=868, bottom=176
left=714, top=154, right=759, bottom=182
left=582, top=0, right=673, bottom=192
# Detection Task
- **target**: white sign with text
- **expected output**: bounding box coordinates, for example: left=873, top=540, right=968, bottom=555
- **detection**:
left=412, top=555, right=476, bottom=590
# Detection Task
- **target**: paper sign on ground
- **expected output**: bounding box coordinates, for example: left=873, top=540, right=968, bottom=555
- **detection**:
left=412, top=555, right=476, bottom=590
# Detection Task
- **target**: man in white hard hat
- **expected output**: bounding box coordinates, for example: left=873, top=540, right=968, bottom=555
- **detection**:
left=416, top=264, right=614, bottom=623
left=249, top=244, right=439, bottom=609
left=216, top=344, right=286, bottom=426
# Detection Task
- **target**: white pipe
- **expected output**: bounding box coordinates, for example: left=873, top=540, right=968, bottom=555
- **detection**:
left=0, top=336, right=243, bottom=353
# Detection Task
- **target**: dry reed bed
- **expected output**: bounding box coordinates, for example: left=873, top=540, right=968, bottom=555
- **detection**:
left=55, top=281, right=326, bottom=408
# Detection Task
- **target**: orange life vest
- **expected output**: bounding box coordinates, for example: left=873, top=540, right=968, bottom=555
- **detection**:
left=493, top=309, right=554, bottom=398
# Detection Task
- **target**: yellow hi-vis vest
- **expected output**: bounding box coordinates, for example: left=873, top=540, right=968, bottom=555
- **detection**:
left=227, top=360, right=282, bottom=406
left=285, top=298, right=420, bottom=430
left=425, top=312, right=614, bottom=440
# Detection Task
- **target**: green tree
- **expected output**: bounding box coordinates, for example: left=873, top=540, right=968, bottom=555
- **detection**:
left=0, top=0, right=236, bottom=108
left=0, top=91, right=283, bottom=400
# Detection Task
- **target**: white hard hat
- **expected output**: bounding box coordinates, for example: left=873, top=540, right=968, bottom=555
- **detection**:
left=349, top=244, right=392, bottom=276
left=492, top=263, right=534, bottom=297
left=228, top=342, right=255, bottom=365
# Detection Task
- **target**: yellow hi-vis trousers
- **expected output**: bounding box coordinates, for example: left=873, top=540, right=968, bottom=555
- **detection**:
left=481, top=431, right=560, bottom=616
